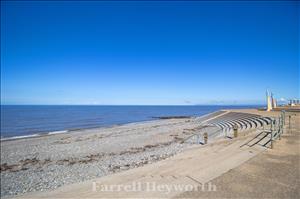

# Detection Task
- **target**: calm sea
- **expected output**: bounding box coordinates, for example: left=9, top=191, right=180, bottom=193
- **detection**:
left=0, top=105, right=259, bottom=139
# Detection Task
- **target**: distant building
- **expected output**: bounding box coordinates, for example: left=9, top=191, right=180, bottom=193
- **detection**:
left=265, top=91, right=299, bottom=111
left=289, top=99, right=300, bottom=106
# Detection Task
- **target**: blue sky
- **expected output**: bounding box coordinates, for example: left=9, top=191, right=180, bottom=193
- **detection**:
left=1, top=1, right=299, bottom=105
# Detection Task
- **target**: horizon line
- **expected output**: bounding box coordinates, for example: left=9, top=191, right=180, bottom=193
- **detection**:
left=0, top=104, right=265, bottom=106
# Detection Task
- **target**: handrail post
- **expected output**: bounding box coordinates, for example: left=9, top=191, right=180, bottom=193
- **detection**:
left=270, top=118, right=274, bottom=149
left=233, top=124, right=238, bottom=138
left=203, top=132, right=208, bottom=144
left=282, top=110, right=286, bottom=126
left=278, top=117, right=281, bottom=140
left=281, top=113, right=284, bottom=135
left=289, top=115, right=291, bottom=132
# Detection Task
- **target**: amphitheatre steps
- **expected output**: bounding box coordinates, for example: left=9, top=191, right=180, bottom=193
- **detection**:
left=204, top=112, right=272, bottom=135
left=185, top=111, right=273, bottom=144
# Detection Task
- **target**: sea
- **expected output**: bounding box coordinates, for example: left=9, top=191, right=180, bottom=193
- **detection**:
left=0, top=105, right=259, bottom=140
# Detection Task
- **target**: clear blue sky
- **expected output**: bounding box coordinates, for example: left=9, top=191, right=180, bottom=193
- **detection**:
left=1, top=1, right=299, bottom=105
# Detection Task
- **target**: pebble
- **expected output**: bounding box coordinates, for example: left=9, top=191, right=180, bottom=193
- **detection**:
left=1, top=142, right=189, bottom=197
left=1, top=115, right=214, bottom=197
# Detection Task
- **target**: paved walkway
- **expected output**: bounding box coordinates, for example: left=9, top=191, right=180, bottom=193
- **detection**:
left=177, top=112, right=300, bottom=198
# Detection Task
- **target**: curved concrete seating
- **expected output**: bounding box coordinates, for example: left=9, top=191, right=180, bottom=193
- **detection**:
left=214, top=123, right=223, bottom=129
left=207, top=112, right=260, bottom=124
left=241, top=117, right=257, bottom=128
left=250, top=117, right=263, bottom=127
left=222, top=121, right=233, bottom=130
left=233, top=116, right=259, bottom=130
left=235, top=118, right=251, bottom=129
left=226, top=120, right=237, bottom=129
left=258, top=117, right=270, bottom=126
left=233, top=120, right=244, bottom=129
left=211, top=122, right=225, bottom=130
left=219, top=122, right=227, bottom=130
left=246, top=117, right=261, bottom=128
left=250, top=117, right=261, bottom=127
left=237, top=119, right=248, bottom=130
left=225, top=121, right=234, bottom=131
left=244, top=118, right=254, bottom=128
left=233, top=115, right=256, bottom=128
left=244, top=118, right=253, bottom=129
left=206, top=112, right=271, bottom=134
left=212, top=121, right=231, bottom=132
left=245, top=116, right=263, bottom=127
left=246, top=116, right=271, bottom=127
left=262, top=117, right=272, bottom=125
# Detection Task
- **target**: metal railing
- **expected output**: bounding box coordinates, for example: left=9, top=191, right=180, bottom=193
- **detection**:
left=185, top=111, right=291, bottom=147
left=269, top=111, right=286, bottom=148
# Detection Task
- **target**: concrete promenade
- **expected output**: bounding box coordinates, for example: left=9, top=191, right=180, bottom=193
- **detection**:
left=177, top=110, right=300, bottom=198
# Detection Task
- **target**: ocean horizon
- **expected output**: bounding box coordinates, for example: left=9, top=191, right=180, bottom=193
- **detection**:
left=0, top=105, right=260, bottom=139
